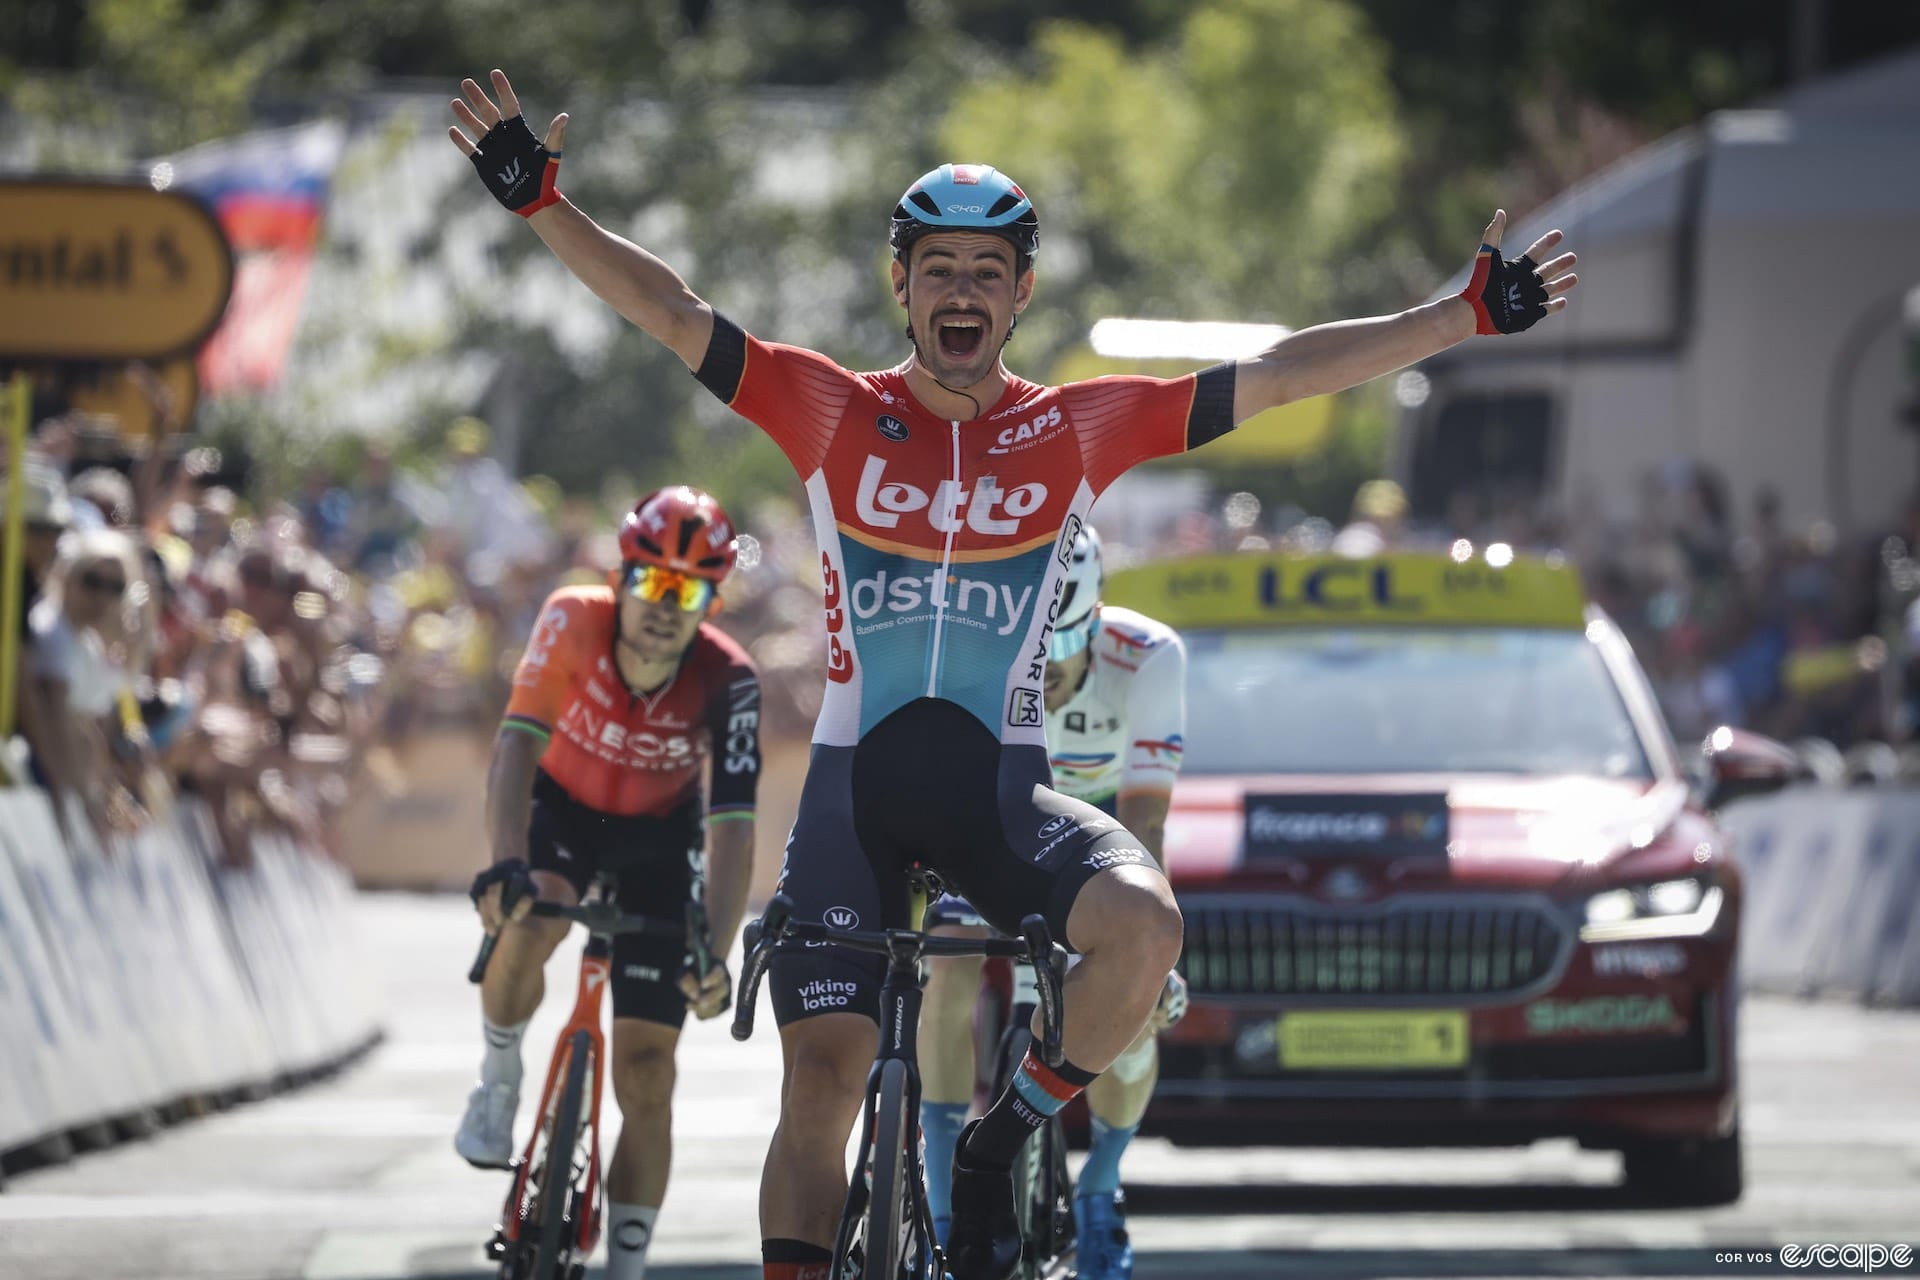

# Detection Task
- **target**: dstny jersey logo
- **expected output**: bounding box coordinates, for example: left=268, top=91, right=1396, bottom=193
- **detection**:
left=849, top=565, right=1036, bottom=637
left=854, top=455, right=1048, bottom=537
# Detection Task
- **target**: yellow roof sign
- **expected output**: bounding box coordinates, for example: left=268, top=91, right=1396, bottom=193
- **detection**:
left=1105, top=550, right=1589, bottom=630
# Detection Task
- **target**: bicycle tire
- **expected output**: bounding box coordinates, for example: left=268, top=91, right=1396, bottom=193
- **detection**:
left=533, top=1030, right=593, bottom=1280
left=860, top=1057, right=913, bottom=1280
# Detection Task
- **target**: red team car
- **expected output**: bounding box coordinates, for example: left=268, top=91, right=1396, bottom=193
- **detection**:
left=1105, top=548, right=1794, bottom=1205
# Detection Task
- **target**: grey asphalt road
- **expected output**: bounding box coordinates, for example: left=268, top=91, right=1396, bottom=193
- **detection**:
left=2, top=893, right=1917, bottom=1280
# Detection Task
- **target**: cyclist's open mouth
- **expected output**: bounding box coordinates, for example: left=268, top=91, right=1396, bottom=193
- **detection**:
left=936, top=316, right=985, bottom=360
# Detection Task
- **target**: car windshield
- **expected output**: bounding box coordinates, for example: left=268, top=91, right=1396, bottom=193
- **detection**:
left=1182, top=626, right=1653, bottom=779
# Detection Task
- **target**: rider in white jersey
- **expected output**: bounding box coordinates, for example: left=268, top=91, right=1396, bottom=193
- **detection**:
left=921, top=526, right=1188, bottom=1279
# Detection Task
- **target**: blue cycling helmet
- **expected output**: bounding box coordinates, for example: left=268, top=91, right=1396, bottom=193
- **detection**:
left=889, top=163, right=1039, bottom=267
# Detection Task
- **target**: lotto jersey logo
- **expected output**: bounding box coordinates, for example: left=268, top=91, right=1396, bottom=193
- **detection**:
left=853, top=455, right=1047, bottom=537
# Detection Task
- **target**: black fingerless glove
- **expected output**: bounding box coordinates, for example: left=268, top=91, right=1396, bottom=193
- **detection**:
left=471, top=115, right=563, bottom=217
left=470, top=857, right=535, bottom=907
left=1460, top=245, right=1549, bottom=335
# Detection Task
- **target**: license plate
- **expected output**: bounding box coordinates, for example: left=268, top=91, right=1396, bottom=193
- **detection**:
left=1277, top=1009, right=1470, bottom=1069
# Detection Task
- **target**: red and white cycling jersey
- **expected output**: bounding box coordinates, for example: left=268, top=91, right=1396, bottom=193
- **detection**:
left=693, top=313, right=1235, bottom=750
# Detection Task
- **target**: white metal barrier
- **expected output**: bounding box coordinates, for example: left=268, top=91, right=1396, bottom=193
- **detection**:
left=1722, top=785, right=1920, bottom=1006
left=0, top=788, right=380, bottom=1158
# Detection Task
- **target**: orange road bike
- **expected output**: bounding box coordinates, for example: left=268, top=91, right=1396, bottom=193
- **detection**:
left=467, top=878, right=716, bottom=1280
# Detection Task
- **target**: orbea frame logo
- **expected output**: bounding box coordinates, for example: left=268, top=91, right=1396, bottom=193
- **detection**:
left=854, top=455, right=1047, bottom=537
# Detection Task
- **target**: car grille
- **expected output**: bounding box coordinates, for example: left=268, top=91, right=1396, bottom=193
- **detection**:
left=1178, top=894, right=1570, bottom=1000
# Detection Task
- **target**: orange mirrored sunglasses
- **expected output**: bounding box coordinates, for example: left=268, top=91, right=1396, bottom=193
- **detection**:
left=622, top=563, right=716, bottom=613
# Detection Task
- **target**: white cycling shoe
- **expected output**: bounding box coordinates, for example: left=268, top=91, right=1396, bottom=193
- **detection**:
left=455, top=1080, right=520, bottom=1170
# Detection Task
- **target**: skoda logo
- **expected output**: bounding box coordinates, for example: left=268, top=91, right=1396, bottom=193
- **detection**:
left=1037, top=814, right=1074, bottom=839
left=825, top=906, right=860, bottom=930
left=876, top=414, right=909, bottom=442
left=1322, top=867, right=1369, bottom=901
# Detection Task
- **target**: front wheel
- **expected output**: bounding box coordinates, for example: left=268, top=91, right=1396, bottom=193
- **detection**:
left=1622, top=1124, right=1744, bottom=1206
left=860, top=1058, right=914, bottom=1280
left=532, top=1031, right=594, bottom=1279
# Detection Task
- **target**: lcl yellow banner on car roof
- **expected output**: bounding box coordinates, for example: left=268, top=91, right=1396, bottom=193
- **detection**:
left=1105, top=551, right=1588, bottom=630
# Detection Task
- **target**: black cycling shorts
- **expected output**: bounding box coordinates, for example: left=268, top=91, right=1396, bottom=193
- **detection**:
left=527, top=770, right=701, bottom=1028
left=768, top=698, right=1155, bottom=1028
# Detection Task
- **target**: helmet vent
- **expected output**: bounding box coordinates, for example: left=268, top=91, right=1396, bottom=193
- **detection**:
left=986, top=193, right=1022, bottom=218
left=909, top=190, right=942, bottom=219
left=675, top=517, right=705, bottom=558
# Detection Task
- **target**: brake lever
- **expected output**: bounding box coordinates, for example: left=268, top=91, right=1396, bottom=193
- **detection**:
left=684, top=899, right=729, bottom=1015
left=466, top=876, right=529, bottom=985
left=730, top=894, right=795, bottom=1042
left=1019, top=913, right=1068, bottom=1068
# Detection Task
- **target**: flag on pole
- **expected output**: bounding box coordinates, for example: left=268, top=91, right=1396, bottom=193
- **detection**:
left=158, top=121, right=347, bottom=396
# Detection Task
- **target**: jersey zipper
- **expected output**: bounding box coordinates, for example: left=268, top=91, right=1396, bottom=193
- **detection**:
left=924, top=419, right=962, bottom=698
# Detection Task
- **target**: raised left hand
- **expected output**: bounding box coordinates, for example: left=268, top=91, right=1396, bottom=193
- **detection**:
left=1460, top=209, right=1579, bottom=335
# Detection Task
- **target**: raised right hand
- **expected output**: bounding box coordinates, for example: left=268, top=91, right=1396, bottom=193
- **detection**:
left=449, top=69, right=568, bottom=217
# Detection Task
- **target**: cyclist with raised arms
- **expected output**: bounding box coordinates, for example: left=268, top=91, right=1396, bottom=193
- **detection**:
left=462, top=485, right=761, bottom=1280
left=919, top=523, right=1187, bottom=1277
left=450, top=69, right=1577, bottom=1280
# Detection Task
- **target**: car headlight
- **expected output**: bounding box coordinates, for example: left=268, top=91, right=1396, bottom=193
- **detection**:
left=1580, top=877, right=1722, bottom=941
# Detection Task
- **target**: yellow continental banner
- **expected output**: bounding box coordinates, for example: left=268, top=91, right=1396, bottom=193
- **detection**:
left=1277, top=1009, right=1470, bottom=1070
left=1106, top=551, right=1588, bottom=630
left=0, top=181, right=234, bottom=361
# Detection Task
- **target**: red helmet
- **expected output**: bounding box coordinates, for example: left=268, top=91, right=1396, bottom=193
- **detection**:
left=618, top=486, right=738, bottom=582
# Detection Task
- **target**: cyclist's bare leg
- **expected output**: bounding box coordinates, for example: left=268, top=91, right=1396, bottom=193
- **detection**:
left=607, top=1017, right=681, bottom=1205
left=602, top=1016, right=680, bottom=1276
left=1056, top=864, right=1182, bottom=1071
left=1084, top=1027, right=1157, bottom=1129
left=760, top=1012, right=878, bottom=1247
left=921, top=927, right=990, bottom=1244
left=947, top=865, right=1181, bottom=1273
left=920, top=929, right=989, bottom=1107
left=458, top=872, right=577, bottom=1166
left=479, top=870, right=577, bottom=1027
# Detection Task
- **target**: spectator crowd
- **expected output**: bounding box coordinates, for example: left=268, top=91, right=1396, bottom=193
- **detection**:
left=6, top=390, right=1911, bottom=882
left=0, top=405, right=568, bottom=869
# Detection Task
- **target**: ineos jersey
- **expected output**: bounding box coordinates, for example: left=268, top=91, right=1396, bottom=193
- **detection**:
left=502, top=586, right=761, bottom=819
left=693, top=313, right=1235, bottom=748
left=1046, top=606, right=1185, bottom=810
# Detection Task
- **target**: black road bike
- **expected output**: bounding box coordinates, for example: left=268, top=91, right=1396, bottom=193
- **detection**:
left=732, top=883, right=1069, bottom=1280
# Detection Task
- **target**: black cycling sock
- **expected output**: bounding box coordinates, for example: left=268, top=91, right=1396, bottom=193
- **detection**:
left=961, top=1050, right=1099, bottom=1170
left=762, top=1237, right=832, bottom=1280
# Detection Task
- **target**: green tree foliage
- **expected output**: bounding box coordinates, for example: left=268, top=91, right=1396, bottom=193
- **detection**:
left=940, top=0, right=1405, bottom=345
left=8, top=0, right=1917, bottom=520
